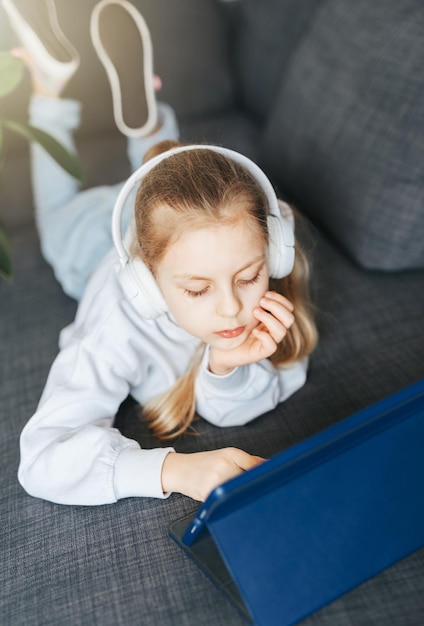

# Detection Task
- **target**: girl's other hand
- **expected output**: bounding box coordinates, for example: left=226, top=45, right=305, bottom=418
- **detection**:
left=161, top=448, right=265, bottom=502
left=209, top=291, right=294, bottom=375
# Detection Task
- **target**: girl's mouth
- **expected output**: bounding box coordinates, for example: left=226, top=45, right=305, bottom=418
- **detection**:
left=215, top=326, right=246, bottom=339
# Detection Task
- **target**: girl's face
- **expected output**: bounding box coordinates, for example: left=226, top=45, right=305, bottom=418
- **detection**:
left=155, top=218, right=269, bottom=350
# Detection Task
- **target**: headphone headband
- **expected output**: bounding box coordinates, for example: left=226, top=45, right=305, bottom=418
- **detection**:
left=112, top=144, right=293, bottom=259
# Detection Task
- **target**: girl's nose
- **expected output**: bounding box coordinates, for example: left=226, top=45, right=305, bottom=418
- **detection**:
left=216, top=288, right=242, bottom=318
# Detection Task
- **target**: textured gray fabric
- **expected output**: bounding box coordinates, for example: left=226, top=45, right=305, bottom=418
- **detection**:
left=261, top=0, right=424, bottom=270
left=234, top=0, right=320, bottom=122
left=179, top=111, right=262, bottom=161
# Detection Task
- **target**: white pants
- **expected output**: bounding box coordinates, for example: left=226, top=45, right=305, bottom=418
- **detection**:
left=29, top=95, right=179, bottom=300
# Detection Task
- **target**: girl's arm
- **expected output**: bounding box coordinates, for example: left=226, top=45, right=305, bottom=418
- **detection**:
left=18, top=335, right=174, bottom=506
left=195, top=352, right=308, bottom=427
left=19, top=311, right=265, bottom=505
left=19, top=336, right=266, bottom=505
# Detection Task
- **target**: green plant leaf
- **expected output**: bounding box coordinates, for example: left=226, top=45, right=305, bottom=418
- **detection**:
left=4, top=119, right=84, bottom=182
left=0, top=51, right=24, bottom=97
left=0, top=222, right=12, bottom=281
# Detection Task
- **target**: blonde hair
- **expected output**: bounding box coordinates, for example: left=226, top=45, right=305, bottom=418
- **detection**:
left=133, top=140, right=317, bottom=439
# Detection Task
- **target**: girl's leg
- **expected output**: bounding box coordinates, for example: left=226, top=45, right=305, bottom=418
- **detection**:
left=29, top=94, right=81, bottom=216
left=29, top=94, right=125, bottom=301
left=91, top=2, right=180, bottom=173
left=126, top=101, right=180, bottom=172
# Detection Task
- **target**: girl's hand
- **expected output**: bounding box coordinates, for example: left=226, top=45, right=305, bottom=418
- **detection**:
left=209, top=291, right=295, bottom=375
left=161, top=448, right=265, bottom=502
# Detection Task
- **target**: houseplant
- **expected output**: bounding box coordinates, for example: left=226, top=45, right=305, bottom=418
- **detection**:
left=0, top=51, right=83, bottom=281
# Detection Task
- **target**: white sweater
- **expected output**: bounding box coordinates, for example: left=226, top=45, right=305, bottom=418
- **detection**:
left=18, top=249, right=308, bottom=505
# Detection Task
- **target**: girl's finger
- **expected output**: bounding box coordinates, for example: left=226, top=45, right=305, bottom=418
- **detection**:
left=258, top=297, right=295, bottom=329
left=263, top=290, right=294, bottom=311
left=254, top=305, right=292, bottom=343
left=252, top=326, right=278, bottom=352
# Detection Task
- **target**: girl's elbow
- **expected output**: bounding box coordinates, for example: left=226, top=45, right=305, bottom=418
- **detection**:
left=18, top=456, right=45, bottom=500
left=18, top=464, right=37, bottom=499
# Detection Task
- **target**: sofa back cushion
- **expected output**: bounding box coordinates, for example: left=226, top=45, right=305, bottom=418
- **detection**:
left=260, top=0, right=424, bottom=271
left=234, top=0, right=320, bottom=123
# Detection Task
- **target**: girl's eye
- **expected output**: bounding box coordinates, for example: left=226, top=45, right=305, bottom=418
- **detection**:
left=239, top=271, right=261, bottom=287
left=184, top=287, right=209, bottom=298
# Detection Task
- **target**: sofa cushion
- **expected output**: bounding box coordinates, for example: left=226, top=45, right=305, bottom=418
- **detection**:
left=261, top=0, right=424, bottom=271
left=234, top=0, right=320, bottom=123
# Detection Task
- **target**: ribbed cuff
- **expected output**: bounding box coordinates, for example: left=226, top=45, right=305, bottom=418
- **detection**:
left=113, top=444, right=175, bottom=500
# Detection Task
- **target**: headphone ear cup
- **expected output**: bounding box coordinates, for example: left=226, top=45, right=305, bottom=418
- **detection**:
left=267, top=213, right=295, bottom=278
left=117, top=256, right=168, bottom=319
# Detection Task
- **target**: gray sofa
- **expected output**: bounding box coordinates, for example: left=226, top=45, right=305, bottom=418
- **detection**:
left=1, top=1, right=423, bottom=624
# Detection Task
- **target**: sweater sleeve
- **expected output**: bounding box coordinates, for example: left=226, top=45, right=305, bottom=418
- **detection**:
left=18, top=337, right=174, bottom=505
left=195, top=345, right=308, bottom=427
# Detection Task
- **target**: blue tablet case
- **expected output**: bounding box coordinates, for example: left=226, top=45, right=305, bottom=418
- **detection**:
left=169, top=379, right=424, bottom=625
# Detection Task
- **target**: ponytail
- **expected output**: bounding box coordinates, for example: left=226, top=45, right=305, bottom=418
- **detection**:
left=142, top=343, right=205, bottom=439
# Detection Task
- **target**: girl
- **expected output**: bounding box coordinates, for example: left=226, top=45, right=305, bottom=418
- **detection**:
left=6, top=0, right=317, bottom=506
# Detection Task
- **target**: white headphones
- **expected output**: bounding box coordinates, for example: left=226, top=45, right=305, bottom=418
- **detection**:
left=111, top=144, right=295, bottom=319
